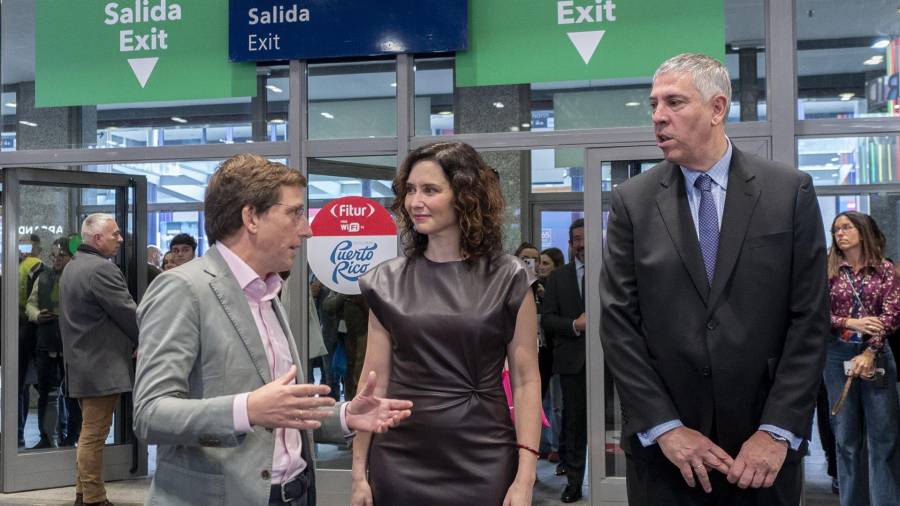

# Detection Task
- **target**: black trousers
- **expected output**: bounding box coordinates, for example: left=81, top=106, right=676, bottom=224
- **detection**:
left=626, top=452, right=802, bottom=506
left=560, top=366, right=587, bottom=486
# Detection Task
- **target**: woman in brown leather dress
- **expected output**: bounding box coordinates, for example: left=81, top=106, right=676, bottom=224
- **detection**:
left=351, top=142, right=542, bottom=506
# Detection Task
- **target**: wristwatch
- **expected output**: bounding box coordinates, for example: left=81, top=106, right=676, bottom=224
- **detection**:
left=765, top=431, right=789, bottom=445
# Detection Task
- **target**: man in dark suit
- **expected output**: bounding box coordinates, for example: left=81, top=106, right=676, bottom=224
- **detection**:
left=541, top=218, right=587, bottom=503
left=600, top=53, right=828, bottom=505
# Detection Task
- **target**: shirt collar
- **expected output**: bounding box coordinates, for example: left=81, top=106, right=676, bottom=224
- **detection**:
left=575, top=256, right=584, bottom=272
left=680, top=137, right=733, bottom=191
left=216, top=243, right=282, bottom=303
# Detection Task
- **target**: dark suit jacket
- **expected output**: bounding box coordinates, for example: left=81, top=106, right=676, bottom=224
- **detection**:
left=599, top=147, right=829, bottom=460
left=541, top=261, right=585, bottom=375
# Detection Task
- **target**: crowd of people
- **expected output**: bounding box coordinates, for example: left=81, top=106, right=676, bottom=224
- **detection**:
left=10, top=50, right=900, bottom=506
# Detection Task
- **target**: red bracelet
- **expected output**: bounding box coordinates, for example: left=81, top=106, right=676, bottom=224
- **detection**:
left=516, top=443, right=540, bottom=456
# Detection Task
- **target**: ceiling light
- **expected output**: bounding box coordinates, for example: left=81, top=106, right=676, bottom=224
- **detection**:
left=171, top=116, right=187, bottom=123
left=864, top=57, right=883, bottom=65
left=4, top=101, right=16, bottom=108
left=625, top=101, right=641, bottom=107
left=839, top=92, right=855, bottom=101
left=320, top=112, right=334, bottom=119
left=521, top=123, right=531, bottom=128
left=218, top=138, right=234, bottom=144
left=831, top=157, right=840, bottom=162
left=270, top=118, right=285, bottom=124
left=437, top=111, right=452, bottom=115
left=872, top=39, right=891, bottom=49
left=265, top=84, right=283, bottom=93
left=246, top=139, right=254, bottom=143
left=493, top=102, right=505, bottom=108
left=18, top=120, right=37, bottom=127
left=390, top=82, right=397, bottom=87
left=509, top=126, right=520, bottom=132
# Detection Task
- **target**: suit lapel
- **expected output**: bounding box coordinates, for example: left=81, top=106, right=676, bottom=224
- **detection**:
left=205, top=247, right=272, bottom=384
left=708, top=149, right=760, bottom=310
left=655, top=163, right=710, bottom=304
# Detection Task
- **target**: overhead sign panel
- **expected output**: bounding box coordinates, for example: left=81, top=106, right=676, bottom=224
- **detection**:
left=456, top=0, right=725, bottom=87
left=36, top=0, right=256, bottom=107
left=229, top=0, right=468, bottom=61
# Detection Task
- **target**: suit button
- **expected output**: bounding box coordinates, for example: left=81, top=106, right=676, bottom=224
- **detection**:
left=702, top=366, right=712, bottom=377
left=706, top=320, right=717, bottom=330
left=261, top=470, right=271, bottom=480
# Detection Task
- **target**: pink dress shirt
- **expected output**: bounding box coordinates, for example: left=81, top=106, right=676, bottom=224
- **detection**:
left=218, top=244, right=306, bottom=484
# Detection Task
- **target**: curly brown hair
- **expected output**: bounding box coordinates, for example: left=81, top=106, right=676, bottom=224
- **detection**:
left=392, top=142, right=505, bottom=262
left=205, top=153, right=307, bottom=244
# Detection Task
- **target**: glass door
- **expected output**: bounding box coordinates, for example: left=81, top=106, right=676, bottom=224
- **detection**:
left=1, top=167, right=148, bottom=492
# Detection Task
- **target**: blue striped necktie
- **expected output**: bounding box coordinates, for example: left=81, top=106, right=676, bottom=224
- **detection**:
left=695, top=174, right=719, bottom=286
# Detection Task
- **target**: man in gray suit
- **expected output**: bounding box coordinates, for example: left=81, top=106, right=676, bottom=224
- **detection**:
left=600, top=53, right=827, bottom=505
left=134, top=153, right=412, bottom=506
left=60, top=213, right=139, bottom=506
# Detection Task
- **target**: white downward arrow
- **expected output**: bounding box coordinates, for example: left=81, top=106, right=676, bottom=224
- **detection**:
left=567, top=31, right=605, bottom=65
left=127, top=57, right=159, bottom=88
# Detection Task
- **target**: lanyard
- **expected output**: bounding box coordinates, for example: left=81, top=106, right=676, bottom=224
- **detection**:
left=842, top=268, right=867, bottom=318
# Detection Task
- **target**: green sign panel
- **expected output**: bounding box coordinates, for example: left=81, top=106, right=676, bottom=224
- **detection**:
left=35, top=0, right=256, bottom=107
left=456, top=0, right=725, bottom=87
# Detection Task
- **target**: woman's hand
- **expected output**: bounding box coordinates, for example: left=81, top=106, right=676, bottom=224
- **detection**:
left=849, top=349, right=877, bottom=378
left=847, top=316, right=884, bottom=335
left=502, top=479, right=534, bottom=506
left=350, top=478, right=373, bottom=506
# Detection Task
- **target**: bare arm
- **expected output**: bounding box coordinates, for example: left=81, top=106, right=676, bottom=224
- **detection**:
left=350, top=310, right=393, bottom=506
left=503, top=290, right=542, bottom=505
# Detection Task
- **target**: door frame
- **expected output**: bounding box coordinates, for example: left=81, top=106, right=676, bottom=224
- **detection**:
left=1, top=167, right=148, bottom=492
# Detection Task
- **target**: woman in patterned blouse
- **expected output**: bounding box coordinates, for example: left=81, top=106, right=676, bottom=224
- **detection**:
left=825, top=211, right=900, bottom=506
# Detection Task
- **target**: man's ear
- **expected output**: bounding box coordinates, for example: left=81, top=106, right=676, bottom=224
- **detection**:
left=242, top=205, right=259, bottom=234
left=710, top=94, right=729, bottom=126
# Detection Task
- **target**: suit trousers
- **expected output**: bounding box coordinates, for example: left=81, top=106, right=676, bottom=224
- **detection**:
left=560, top=366, right=587, bottom=486
left=626, top=452, right=802, bottom=506
left=76, top=394, right=119, bottom=503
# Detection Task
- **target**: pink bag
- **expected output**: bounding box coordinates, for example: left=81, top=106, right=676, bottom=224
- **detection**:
left=502, top=369, right=551, bottom=428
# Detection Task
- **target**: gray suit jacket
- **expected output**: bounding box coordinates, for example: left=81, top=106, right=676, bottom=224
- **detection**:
left=134, top=246, right=344, bottom=506
left=59, top=244, right=139, bottom=398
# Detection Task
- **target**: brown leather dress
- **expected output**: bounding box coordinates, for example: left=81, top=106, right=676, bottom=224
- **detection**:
left=359, top=254, right=532, bottom=505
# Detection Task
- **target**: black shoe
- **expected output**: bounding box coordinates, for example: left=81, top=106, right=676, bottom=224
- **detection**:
left=73, top=493, right=83, bottom=506
left=831, top=477, right=839, bottom=495
left=561, top=483, right=583, bottom=503
left=30, top=437, right=59, bottom=449
left=555, top=463, right=568, bottom=476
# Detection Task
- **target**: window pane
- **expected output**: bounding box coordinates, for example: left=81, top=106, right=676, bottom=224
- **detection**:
left=796, top=0, right=899, bottom=119
left=799, top=135, right=900, bottom=185
left=531, top=148, right=584, bottom=194
left=308, top=61, right=397, bottom=139
left=415, top=0, right=766, bottom=135
left=0, top=0, right=287, bottom=150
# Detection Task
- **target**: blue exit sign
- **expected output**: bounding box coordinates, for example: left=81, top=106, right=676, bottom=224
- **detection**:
left=229, top=1, right=468, bottom=61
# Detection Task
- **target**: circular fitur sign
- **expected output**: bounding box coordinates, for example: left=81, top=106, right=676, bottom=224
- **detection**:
left=308, top=196, right=397, bottom=295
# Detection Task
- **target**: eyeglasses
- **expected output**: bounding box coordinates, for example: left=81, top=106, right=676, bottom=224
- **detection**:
left=831, top=223, right=856, bottom=234
left=272, top=202, right=306, bottom=222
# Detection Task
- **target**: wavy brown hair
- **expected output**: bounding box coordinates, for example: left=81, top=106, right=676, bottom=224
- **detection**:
left=827, top=211, right=885, bottom=278
left=392, top=142, right=505, bottom=262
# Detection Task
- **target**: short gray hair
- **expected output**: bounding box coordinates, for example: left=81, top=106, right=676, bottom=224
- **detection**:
left=81, top=213, right=115, bottom=238
left=653, top=53, right=731, bottom=103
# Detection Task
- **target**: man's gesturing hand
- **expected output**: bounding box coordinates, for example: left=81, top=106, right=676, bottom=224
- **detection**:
left=346, top=371, right=413, bottom=433
left=247, top=365, right=335, bottom=430
left=727, top=431, right=787, bottom=489
left=658, top=426, right=735, bottom=493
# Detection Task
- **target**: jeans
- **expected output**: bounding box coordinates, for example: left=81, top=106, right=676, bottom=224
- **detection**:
left=824, top=338, right=900, bottom=506
left=35, top=350, right=65, bottom=444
